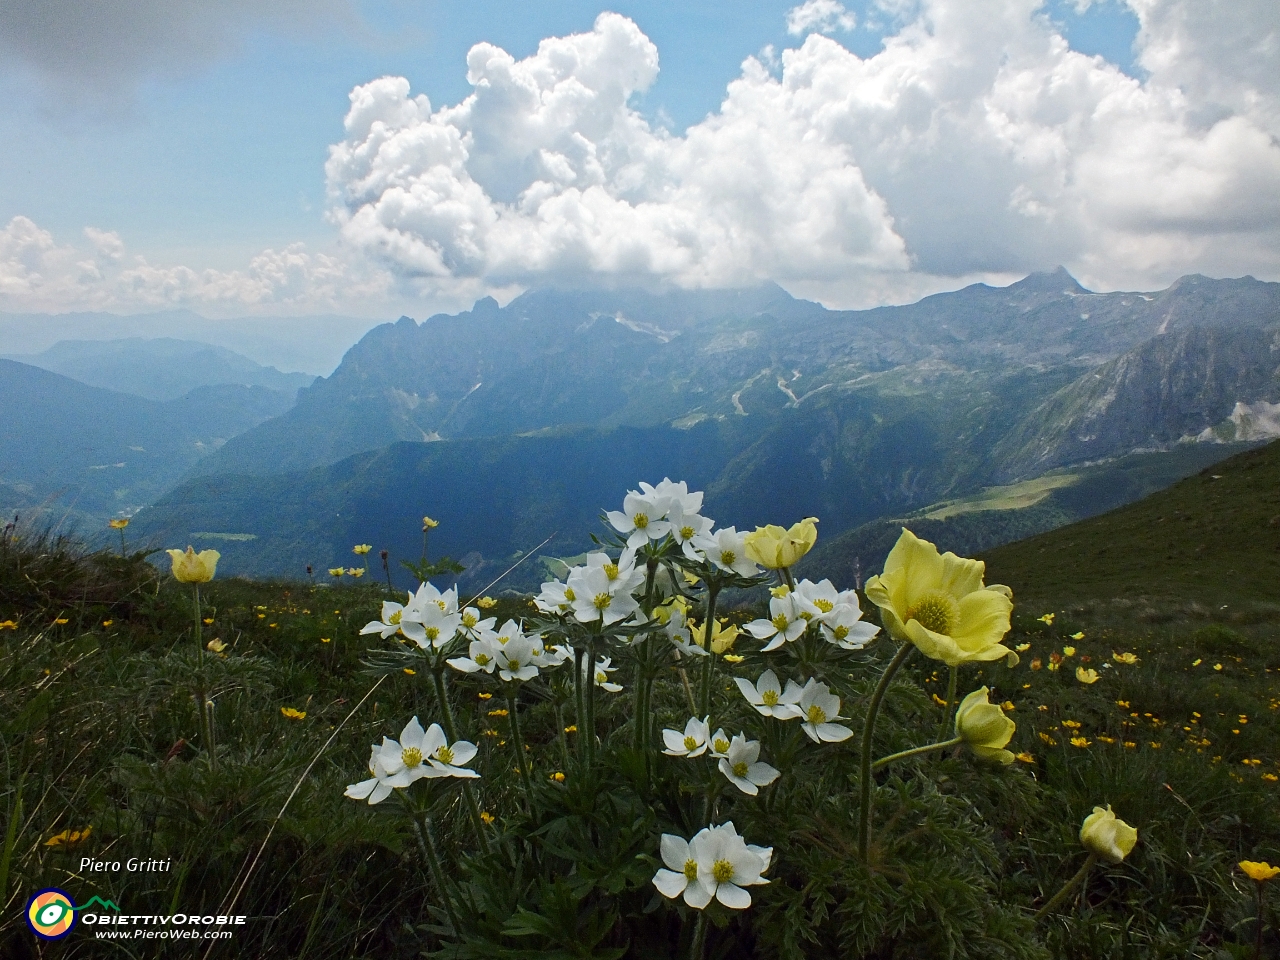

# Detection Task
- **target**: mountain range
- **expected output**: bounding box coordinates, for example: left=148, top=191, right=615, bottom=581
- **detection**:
left=120, top=268, right=1280, bottom=586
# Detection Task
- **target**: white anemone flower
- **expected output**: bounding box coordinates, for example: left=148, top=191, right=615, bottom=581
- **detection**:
left=360, top=594, right=420, bottom=642
left=819, top=602, right=880, bottom=650
left=583, top=549, right=646, bottom=595
left=745, top=593, right=810, bottom=651
left=795, top=679, right=854, bottom=742
left=652, top=833, right=714, bottom=909
left=690, top=822, right=771, bottom=909
left=717, top=734, right=780, bottom=795
left=421, top=722, right=480, bottom=778
left=567, top=565, right=639, bottom=626
left=667, top=502, right=715, bottom=560
left=606, top=487, right=671, bottom=548
left=650, top=478, right=704, bottom=518
left=446, top=632, right=502, bottom=674
left=734, top=669, right=802, bottom=719
left=693, top=527, right=760, bottom=578
left=708, top=728, right=733, bottom=758
left=344, top=745, right=398, bottom=804
left=372, top=717, right=437, bottom=790
left=494, top=634, right=541, bottom=682
left=457, top=605, right=496, bottom=638
left=590, top=656, right=623, bottom=692
left=534, top=579, right=575, bottom=614
left=662, top=716, right=712, bottom=757
left=662, top=602, right=709, bottom=658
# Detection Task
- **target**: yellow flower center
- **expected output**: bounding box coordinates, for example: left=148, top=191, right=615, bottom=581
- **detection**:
left=389, top=610, right=402, bottom=625
left=833, top=625, right=849, bottom=640
left=462, top=612, right=477, bottom=627
left=771, top=613, right=789, bottom=631
left=907, top=592, right=958, bottom=636
left=680, top=525, right=695, bottom=539
left=507, top=659, right=521, bottom=670
left=721, top=549, right=736, bottom=565
left=762, top=690, right=779, bottom=706
left=633, top=513, right=649, bottom=529
left=402, top=747, right=423, bottom=768
left=425, top=627, right=440, bottom=641
left=435, top=746, right=454, bottom=765
left=799, top=611, right=813, bottom=622
left=713, top=738, right=730, bottom=754
left=814, top=598, right=833, bottom=613
left=564, top=587, right=576, bottom=602
left=807, top=704, right=827, bottom=724
left=684, top=735, right=699, bottom=751
left=712, top=859, right=736, bottom=883
left=593, top=593, right=612, bottom=611
left=683, top=859, right=698, bottom=881
left=603, top=562, right=619, bottom=580
left=435, top=600, right=447, bottom=612
left=475, top=653, right=491, bottom=666
left=732, top=761, right=749, bottom=777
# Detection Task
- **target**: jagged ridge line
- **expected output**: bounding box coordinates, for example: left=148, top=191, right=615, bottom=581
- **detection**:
left=74, top=895, right=120, bottom=911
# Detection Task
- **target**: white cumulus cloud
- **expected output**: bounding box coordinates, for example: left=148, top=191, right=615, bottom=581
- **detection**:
left=0, top=215, right=395, bottom=316
left=325, top=1, right=1280, bottom=302
left=786, top=0, right=858, bottom=37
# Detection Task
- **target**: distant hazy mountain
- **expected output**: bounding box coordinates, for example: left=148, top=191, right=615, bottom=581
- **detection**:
left=0, top=310, right=383, bottom=375
left=0, top=360, right=298, bottom=530
left=188, top=271, right=1280, bottom=481
left=4, top=338, right=316, bottom=401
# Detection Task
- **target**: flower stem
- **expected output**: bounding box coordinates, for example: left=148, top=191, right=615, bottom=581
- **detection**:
left=871, top=736, right=963, bottom=771
left=585, top=638, right=599, bottom=767
left=698, top=583, right=721, bottom=718
left=688, top=912, right=708, bottom=960
left=858, top=641, right=914, bottom=861
left=507, top=694, right=534, bottom=806
left=431, top=666, right=489, bottom=852
left=936, top=665, right=958, bottom=742
left=411, top=813, right=461, bottom=935
left=554, top=701, right=571, bottom=769
left=1254, top=881, right=1266, bottom=960
left=573, top=648, right=586, bottom=764
left=780, top=566, right=795, bottom=590
left=1032, top=853, right=1098, bottom=923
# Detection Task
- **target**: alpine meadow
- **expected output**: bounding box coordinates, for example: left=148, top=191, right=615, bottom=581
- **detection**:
left=3, top=2, right=1280, bottom=958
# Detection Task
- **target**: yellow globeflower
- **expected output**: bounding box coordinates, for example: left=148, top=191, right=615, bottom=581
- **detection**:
left=280, top=707, right=307, bottom=720
left=954, top=686, right=1016, bottom=763
left=1079, top=805, right=1138, bottom=863
left=1240, top=861, right=1280, bottom=882
left=166, top=546, right=220, bottom=583
left=1076, top=667, right=1100, bottom=684
left=864, top=529, right=1016, bottom=667
left=743, top=517, right=818, bottom=569
left=690, top=617, right=739, bottom=655
left=423, top=516, right=440, bottom=530
left=108, top=518, right=130, bottom=529
left=353, top=544, right=372, bottom=556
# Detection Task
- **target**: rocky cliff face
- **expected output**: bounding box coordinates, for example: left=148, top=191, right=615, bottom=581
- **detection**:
left=993, top=326, right=1280, bottom=480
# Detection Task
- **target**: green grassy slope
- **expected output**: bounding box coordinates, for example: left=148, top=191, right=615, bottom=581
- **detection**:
left=983, top=438, right=1280, bottom=606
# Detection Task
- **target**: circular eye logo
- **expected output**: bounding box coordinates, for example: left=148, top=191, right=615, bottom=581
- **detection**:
left=26, top=888, right=77, bottom=940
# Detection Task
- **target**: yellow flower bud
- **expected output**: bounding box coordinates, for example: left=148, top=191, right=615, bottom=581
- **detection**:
left=954, top=686, right=1016, bottom=763
left=743, top=517, right=818, bottom=569
left=166, top=546, right=220, bottom=583
left=1079, top=805, right=1138, bottom=863
left=423, top=516, right=439, bottom=530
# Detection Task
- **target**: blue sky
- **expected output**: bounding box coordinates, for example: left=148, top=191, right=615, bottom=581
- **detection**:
left=0, top=0, right=1274, bottom=330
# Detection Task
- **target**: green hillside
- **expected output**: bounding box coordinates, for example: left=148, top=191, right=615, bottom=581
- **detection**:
left=982, top=438, right=1280, bottom=606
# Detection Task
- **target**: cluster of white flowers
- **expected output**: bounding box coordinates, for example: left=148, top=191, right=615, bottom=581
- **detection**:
left=735, top=669, right=854, bottom=743
left=360, top=582, right=490, bottom=650
left=653, top=822, right=773, bottom=910
left=745, top=579, right=879, bottom=651
left=446, top=618, right=568, bottom=681
left=344, top=717, right=479, bottom=805
left=661, top=718, right=781, bottom=795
